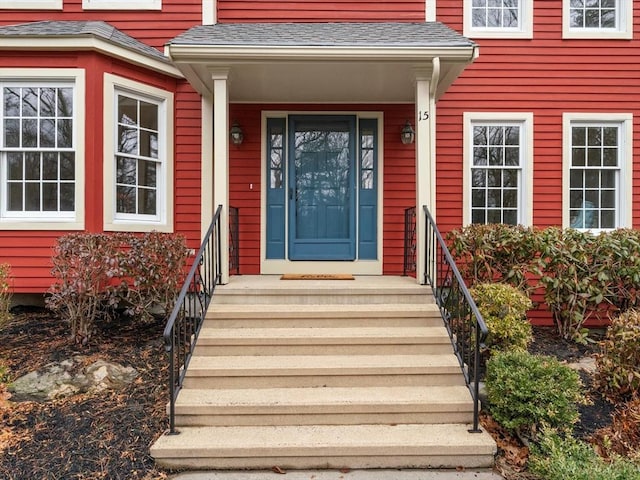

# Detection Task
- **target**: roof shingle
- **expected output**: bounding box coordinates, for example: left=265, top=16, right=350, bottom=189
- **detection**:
left=170, top=22, right=474, bottom=48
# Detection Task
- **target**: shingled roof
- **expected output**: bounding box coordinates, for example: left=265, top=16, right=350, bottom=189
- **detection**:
left=0, top=20, right=169, bottom=62
left=170, top=22, right=475, bottom=48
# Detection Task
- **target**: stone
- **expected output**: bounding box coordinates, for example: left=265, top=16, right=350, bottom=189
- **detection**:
left=9, top=356, right=138, bottom=402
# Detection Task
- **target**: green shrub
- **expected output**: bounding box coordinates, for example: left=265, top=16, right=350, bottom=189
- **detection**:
left=470, top=283, right=533, bottom=353
left=0, top=263, right=11, bottom=327
left=447, top=223, right=539, bottom=290
left=596, top=309, right=640, bottom=400
left=529, top=429, right=640, bottom=480
left=485, top=350, right=585, bottom=440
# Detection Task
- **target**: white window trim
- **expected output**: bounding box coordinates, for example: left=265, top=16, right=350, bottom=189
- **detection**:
left=463, top=112, right=534, bottom=226
left=563, top=0, right=632, bottom=39
left=83, top=0, right=160, bottom=10
left=0, top=0, right=62, bottom=9
left=464, top=0, right=533, bottom=39
left=103, top=73, right=174, bottom=233
left=0, top=68, right=85, bottom=231
left=562, top=112, right=632, bottom=231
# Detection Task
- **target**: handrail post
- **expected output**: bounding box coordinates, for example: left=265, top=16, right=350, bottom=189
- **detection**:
left=420, top=205, right=488, bottom=433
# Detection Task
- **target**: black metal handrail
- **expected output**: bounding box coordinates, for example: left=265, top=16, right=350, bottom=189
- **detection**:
left=229, top=206, right=240, bottom=275
left=403, top=206, right=417, bottom=276
left=422, top=205, right=489, bottom=432
left=162, top=204, right=223, bottom=434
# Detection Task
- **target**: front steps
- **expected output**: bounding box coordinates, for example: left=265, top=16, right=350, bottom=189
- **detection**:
left=151, top=275, right=496, bottom=470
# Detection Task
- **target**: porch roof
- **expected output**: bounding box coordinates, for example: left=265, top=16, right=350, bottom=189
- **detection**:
left=168, top=22, right=478, bottom=102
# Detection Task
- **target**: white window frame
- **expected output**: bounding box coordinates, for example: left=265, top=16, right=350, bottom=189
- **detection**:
left=464, top=0, right=533, bottom=39
left=562, top=113, right=632, bottom=232
left=0, top=69, right=85, bottom=230
left=103, top=73, right=173, bottom=233
left=83, top=0, right=160, bottom=10
left=463, top=112, right=534, bottom=226
left=0, top=0, right=62, bottom=9
left=563, top=0, right=632, bottom=39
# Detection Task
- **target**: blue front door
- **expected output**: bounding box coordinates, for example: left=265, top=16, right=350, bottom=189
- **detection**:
left=288, top=116, right=356, bottom=260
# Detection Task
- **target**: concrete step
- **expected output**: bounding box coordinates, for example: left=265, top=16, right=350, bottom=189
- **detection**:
left=213, top=276, right=434, bottom=305
left=193, top=326, right=453, bottom=356
left=183, top=354, right=466, bottom=389
left=173, top=385, right=474, bottom=426
left=205, top=303, right=444, bottom=328
left=150, top=423, right=497, bottom=470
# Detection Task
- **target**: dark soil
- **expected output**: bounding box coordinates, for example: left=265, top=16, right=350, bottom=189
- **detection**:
left=0, top=307, right=170, bottom=480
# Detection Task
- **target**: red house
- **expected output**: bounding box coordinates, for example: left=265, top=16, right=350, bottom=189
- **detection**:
left=0, top=0, right=636, bottom=471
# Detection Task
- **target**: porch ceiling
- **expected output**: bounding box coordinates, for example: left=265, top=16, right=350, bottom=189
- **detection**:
left=167, top=22, right=478, bottom=103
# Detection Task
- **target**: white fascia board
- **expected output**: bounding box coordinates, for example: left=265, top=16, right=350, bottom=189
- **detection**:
left=0, top=37, right=183, bottom=78
left=168, top=44, right=477, bottom=63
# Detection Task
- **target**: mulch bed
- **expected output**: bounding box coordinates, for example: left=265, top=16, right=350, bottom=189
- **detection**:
left=0, top=308, right=171, bottom=480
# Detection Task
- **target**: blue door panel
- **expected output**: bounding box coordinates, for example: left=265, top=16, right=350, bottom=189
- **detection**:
left=358, top=119, right=378, bottom=260
left=266, top=118, right=286, bottom=259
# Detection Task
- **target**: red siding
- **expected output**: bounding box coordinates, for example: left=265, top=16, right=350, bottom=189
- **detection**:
left=437, top=1, right=640, bottom=231
left=218, top=0, right=426, bottom=23
left=0, top=51, right=203, bottom=293
left=436, top=1, right=640, bottom=324
left=0, top=0, right=202, bottom=51
left=228, top=104, right=415, bottom=276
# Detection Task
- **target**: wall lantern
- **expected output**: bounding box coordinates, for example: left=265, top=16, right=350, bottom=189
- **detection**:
left=230, top=122, right=244, bottom=145
left=401, top=121, right=415, bottom=145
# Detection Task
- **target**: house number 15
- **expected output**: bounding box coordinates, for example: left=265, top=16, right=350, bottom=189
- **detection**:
left=418, top=111, right=430, bottom=121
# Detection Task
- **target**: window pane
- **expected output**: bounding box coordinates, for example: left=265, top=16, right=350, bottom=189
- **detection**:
left=118, top=96, right=138, bottom=125
left=139, top=160, right=157, bottom=187
left=488, top=147, right=503, bottom=166
left=22, top=119, right=38, bottom=148
left=25, top=153, right=40, bottom=180
left=503, top=210, right=518, bottom=225
left=570, top=169, right=583, bottom=188
left=361, top=170, right=373, bottom=190
left=487, top=209, right=502, bottom=223
left=7, top=153, right=23, bottom=180
left=22, top=88, right=37, bottom=117
left=601, top=210, right=615, bottom=228
left=43, top=152, right=58, bottom=180
left=503, top=169, right=518, bottom=187
left=472, top=169, right=487, bottom=187
left=40, top=88, right=56, bottom=117
left=487, top=170, right=502, bottom=187
left=4, top=87, right=19, bottom=116
left=60, top=152, right=74, bottom=180
left=503, top=189, right=518, bottom=207
left=601, top=170, right=615, bottom=188
left=361, top=150, right=373, bottom=169
left=139, top=101, right=158, bottom=130
left=57, top=88, right=73, bottom=117
left=487, top=189, right=501, bottom=207
left=117, top=185, right=136, bottom=213
left=116, top=157, right=137, bottom=185
left=473, top=147, right=488, bottom=166
left=4, top=119, right=19, bottom=147
left=8, top=183, right=23, bottom=211
left=40, top=119, right=56, bottom=148
left=140, top=130, right=158, bottom=158
left=472, top=189, right=486, bottom=207
left=270, top=169, right=282, bottom=189
left=505, top=147, right=519, bottom=166
left=25, top=183, right=40, bottom=211
left=118, top=126, right=138, bottom=155
left=585, top=170, right=599, bottom=188
left=472, top=209, right=486, bottom=224
left=587, top=148, right=602, bottom=166
left=572, top=147, right=586, bottom=166
left=58, top=119, right=73, bottom=148
left=60, top=183, right=75, bottom=211
left=601, top=189, right=615, bottom=208
left=43, top=182, right=58, bottom=211
left=138, top=188, right=156, bottom=215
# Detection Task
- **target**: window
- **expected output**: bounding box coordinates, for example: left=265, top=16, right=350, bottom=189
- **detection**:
left=464, top=113, right=533, bottom=226
left=82, top=0, right=160, bottom=9
left=563, top=113, right=632, bottom=231
left=103, top=74, right=173, bottom=232
left=0, top=69, right=85, bottom=230
left=563, top=0, right=632, bottom=39
left=464, top=0, right=533, bottom=39
left=0, top=0, right=62, bottom=9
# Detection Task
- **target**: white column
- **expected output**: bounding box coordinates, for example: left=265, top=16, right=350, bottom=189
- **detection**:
left=212, top=69, right=230, bottom=284
left=414, top=68, right=433, bottom=285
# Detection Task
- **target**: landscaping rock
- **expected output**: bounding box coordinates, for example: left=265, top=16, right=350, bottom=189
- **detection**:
left=9, top=356, right=138, bottom=402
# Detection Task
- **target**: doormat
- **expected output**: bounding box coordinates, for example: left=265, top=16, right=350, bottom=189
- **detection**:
left=280, top=274, right=355, bottom=280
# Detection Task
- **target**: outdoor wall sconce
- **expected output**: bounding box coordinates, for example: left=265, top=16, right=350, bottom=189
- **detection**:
left=401, top=120, right=415, bottom=145
left=230, top=122, right=244, bottom=145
